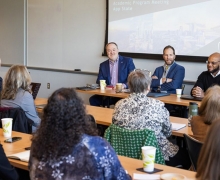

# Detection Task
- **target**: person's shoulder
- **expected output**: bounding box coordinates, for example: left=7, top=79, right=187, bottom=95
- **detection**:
left=198, top=71, right=209, bottom=76
left=119, top=55, right=133, bottom=61
left=100, top=59, right=109, bottom=66
left=148, top=97, right=165, bottom=106
left=17, top=89, right=33, bottom=101
left=154, top=65, right=163, bottom=70
left=83, top=134, right=110, bottom=148
left=174, top=62, right=185, bottom=69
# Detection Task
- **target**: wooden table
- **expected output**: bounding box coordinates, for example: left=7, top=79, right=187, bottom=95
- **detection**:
left=0, top=130, right=31, bottom=170
left=0, top=129, right=196, bottom=179
left=86, top=105, right=192, bottom=137
left=35, top=98, right=192, bottom=137
left=76, top=89, right=201, bottom=107
left=118, top=156, right=196, bottom=179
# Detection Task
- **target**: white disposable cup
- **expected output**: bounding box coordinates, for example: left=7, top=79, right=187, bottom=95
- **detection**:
left=176, top=89, right=182, bottom=98
left=1, top=118, right=13, bottom=138
left=100, top=80, right=106, bottom=90
left=116, top=83, right=122, bottom=93
left=142, top=146, right=156, bottom=172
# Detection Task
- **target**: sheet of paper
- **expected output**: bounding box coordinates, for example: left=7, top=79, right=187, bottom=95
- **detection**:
left=7, top=150, right=30, bottom=162
left=171, top=123, right=186, bottom=131
left=133, top=173, right=160, bottom=180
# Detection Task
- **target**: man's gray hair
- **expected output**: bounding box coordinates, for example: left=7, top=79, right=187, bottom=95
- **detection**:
left=128, top=70, right=151, bottom=93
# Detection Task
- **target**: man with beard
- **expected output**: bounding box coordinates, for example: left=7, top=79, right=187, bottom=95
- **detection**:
left=151, top=45, right=185, bottom=94
left=191, top=52, right=220, bottom=98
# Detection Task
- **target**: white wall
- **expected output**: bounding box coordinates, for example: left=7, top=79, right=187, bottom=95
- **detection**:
left=0, top=0, right=208, bottom=104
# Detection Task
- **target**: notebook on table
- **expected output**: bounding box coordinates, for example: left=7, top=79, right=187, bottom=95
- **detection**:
left=171, top=123, right=186, bottom=131
left=147, top=92, right=170, bottom=97
left=122, top=90, right=170, bottom=97
left=180, top=95, right=203, bottom=101
left=7, top=150, right=30, bottom=162
left=76, top=86, right=96, bottom=91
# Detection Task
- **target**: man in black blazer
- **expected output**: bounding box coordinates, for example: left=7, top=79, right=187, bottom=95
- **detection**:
left=89, top=42, right=135, bottom=106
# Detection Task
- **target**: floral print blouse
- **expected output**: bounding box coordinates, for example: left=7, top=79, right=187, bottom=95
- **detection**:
left=29, top=134, right=130, bottom=180
left=112, top=93, right=178, bottom=161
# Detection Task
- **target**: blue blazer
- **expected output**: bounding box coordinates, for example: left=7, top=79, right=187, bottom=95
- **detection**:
left=96, top=55, right=135, bottom=88
left=151, top=63, right=185, bottom=94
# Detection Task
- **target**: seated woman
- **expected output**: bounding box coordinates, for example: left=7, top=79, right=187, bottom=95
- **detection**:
left=29, top=88, right=130, bottom=180
left=112, top=70, right=190, bottom=168
left=196, top=119, right=220, bottom=180
left=0, top=144, right=18, bottom=180
left=1, top=65, right=41, bottom=132
left=191, top=85, right=220, bottom=142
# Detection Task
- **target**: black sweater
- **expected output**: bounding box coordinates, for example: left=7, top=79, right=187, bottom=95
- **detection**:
left=191, top=71, right=220, bottom=95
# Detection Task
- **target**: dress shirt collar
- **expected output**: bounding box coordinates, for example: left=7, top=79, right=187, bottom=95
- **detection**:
left=211, top=70, right=220, bottom=78
left=109, top=56, right=119, bottom=65
left=164, top=61, right=175, bottom=71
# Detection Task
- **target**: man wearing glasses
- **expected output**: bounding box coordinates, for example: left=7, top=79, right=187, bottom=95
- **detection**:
left=191, top=52, right=220, bottom=98
left=89, top=42, right=135, bottom=106
left=151, top=45, right=185, bottom=94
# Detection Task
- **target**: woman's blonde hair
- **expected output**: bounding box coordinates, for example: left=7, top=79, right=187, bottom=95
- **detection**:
left=198, top=85, right=220, bottom=124
left=1, top=65, right=31, bottom=100
left=196, top=119, right=220, bottom=180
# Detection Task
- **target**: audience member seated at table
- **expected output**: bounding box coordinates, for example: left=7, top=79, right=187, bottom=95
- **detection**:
left=151, top=45, right=185, bottom=94
left=191, top=85, right=220, bottom=142
left=29, top=88, right=130, bottom=180
left=0, top=144, right=18, bottom=180
left=196, top=119, right=220, bottom=180
left=191, top=52, right=220, bottom=98
left=89, top=42, right=135, bottom=107
left=112, top=70, right=190, bottom=169
left=1, top=65, right=41, bottom=132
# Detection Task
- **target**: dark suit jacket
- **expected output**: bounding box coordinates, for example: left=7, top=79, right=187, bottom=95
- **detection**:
left=151, top=63, right=185, bottom=94
left=96, top=55, right=135, bottom=88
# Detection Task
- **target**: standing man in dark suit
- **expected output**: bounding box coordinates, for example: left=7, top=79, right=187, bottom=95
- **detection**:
left=191, top=52, right=220, bottom=98
left=89, top=42, right=135, bottom=106
left=151, top=45, right=185, bottom=94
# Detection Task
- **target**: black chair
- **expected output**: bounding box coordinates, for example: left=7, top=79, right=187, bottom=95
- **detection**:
left=0, top=107, right=34, bottom=134
left=183, top=134, right=203, bottom=171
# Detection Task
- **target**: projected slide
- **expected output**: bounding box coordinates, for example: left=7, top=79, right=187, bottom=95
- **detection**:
left=108, top=0, right=220, bottom=56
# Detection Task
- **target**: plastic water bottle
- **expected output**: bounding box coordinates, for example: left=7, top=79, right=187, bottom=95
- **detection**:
left=188, top=102, right=198, bottom=126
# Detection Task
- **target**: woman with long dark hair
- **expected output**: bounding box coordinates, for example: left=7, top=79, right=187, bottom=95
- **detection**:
left=29, top=88, right=130, bottom=180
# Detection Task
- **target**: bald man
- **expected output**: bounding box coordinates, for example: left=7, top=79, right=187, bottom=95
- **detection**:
left=191, top=52, right=220, bottom=98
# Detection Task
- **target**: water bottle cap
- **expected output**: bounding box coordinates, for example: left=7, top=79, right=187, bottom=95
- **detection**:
left=189, top=102, right=198, bottom=105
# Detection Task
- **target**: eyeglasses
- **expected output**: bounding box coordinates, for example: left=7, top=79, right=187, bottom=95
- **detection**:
left=134, top=69, right=151, bottom=76
left=206, top=61, right=220, bottom=65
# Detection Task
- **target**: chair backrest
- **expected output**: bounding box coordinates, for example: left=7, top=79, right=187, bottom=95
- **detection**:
left=183, top=134, right=203, bottom=171
left=0, top=107, right=34, bottom=134
left=104, top=124, right=165, bottom=164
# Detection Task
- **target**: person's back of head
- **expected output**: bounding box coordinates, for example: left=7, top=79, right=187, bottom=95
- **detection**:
left=2, top=65, right=31, bottom=100
left=128, top=69, right=151, bottom=93
left=196, top=119, right=220, bottom=180
left=199, top=85, right=220, bottom=124
left=31, top=88, right=97, bottom=161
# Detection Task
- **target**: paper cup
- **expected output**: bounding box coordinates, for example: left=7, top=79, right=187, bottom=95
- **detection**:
left=100, top=80, right=106, bottom=90
left=176, top=89, right=182, bottom=98
left=141, top=146, right=156, bottom=172
left=116, top=83, right=122, bottom=93
left=1, top=118, right=13, bottom=138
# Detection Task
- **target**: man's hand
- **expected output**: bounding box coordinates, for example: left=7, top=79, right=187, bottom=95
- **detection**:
left=166, top=78, right=172, bottom=83
left=162, top=78, right=172, bottom=84
left=151, top=76, right=158, bottom=79
left=192, top=86, right=204, bottom=98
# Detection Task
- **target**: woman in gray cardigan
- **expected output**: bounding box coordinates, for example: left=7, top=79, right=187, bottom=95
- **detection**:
left=1, top=65, right=41, bottom=132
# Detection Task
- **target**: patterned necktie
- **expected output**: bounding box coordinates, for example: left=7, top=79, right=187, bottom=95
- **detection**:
left=165, top=65, right=168, bottom=73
